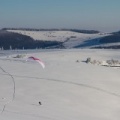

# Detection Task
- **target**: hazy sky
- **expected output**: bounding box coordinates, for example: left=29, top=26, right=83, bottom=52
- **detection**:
left=0, top=0, right=120, bottom=32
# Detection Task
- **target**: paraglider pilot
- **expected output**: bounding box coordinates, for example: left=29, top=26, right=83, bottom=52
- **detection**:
left=39, top=101, right=42, bottom=105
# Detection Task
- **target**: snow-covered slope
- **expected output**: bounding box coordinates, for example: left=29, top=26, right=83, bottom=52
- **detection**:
left=0, top=49, right=120, bottom=120
left=8, top=30, right=110, bottom=48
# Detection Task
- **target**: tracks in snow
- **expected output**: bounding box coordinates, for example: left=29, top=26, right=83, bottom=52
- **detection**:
left=16, top=75, right=120, bottom=98
left=0, top=72, right=120, bottom=98
left=0, top=66, right=15, bottom=114
left=0, top=71, right=120, bottom=119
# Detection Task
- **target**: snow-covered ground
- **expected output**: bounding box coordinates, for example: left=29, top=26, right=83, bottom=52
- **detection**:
left=8, top=30, right=110, bottom=48
left=0, top=49, right=120, bottom=120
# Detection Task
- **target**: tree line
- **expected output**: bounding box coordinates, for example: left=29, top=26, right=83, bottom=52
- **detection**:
left=0, top=30, right=62, bottom=50
left=2, top=28, right=100, bottom=34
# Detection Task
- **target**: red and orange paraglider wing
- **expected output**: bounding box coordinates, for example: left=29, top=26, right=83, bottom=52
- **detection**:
left=27, top=56, right=45, bottom=69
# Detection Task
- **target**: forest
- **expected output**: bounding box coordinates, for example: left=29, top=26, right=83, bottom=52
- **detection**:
left=0, top=30, right=63, bottom=50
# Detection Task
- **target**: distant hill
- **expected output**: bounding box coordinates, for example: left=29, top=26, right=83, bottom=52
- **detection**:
left=91, top=31, right=120, bottom=49
left=0, top=30, right=62, bottom=50
left=99, top=34, right=120, bottom=43
left=6, top=29, right=108, bottom=49
left=1, top=28, right=120, bottom=49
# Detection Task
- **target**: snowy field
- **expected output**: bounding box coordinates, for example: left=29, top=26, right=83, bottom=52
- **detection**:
left=0, top=49, right=120, bottom=120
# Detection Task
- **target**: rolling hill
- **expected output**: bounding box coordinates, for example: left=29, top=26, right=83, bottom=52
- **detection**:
left=0, top=28, right=120, bottom=49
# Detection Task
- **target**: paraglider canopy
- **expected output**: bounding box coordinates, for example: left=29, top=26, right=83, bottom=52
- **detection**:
left=27, top=56, right=45, bottom=69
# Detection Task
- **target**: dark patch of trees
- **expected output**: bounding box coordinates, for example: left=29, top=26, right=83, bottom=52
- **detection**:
left=99, top=34, right=120, bottom=43
left=111, top=31, right=120, bottom=35
left=0, top=30, right=62, bottom=50
left=2, top=28, right=100, bottom=34
left=92, top=45, right=120, bottom=49
left=70, top=29, right=99, bottom=34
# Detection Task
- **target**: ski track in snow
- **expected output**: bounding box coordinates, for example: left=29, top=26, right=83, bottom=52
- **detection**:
left=0, top=71, right=54, bottom=119
left=0, top=72, right=120, bottom=98
left=16, top=75, right=120, bottom=98
left=0, top=55, right=119, bottom=119
left=0, top=66, right=16, bottom=114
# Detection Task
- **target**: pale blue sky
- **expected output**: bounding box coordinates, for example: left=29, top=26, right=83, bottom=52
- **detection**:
left=0, top=0, right=120, bottom=32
